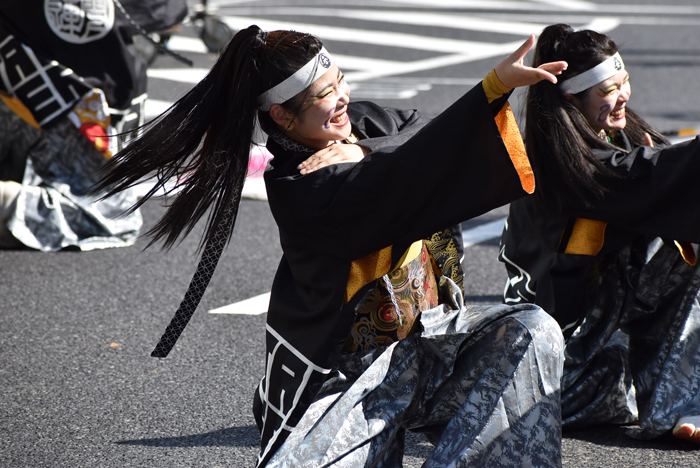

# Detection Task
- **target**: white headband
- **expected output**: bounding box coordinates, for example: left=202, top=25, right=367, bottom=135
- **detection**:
left=257, top=47, right=333, bottom=111
left=560, top=52, right=625, bottom=95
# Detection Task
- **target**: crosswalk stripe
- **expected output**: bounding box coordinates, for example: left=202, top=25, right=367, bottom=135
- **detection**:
left=144, top=99, right=172, bottom=118
left=345, top=47, right=519, bottom=82
left=144, top=99, right=173, bottom=118
left=463, top=217, right=506, bottom=248
left=209, top=292, right=271, bottom=315
left=223, top=8, right=551, bottom=35
left=147, top=68, right=209, bottom=83
left=220, top=16, right=519, bottom=54
left=166, top=35, right=209, bottom=54
left=375, top=0, right=596, bottom=11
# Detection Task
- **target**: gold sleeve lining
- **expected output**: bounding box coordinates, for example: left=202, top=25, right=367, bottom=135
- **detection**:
left=563, top=218, right=607, bottom=256
left=344, top=241, right=424, bottom=305
left=493, top=102, right=534, bottom=194
left=1, top=93, right=40, bottom=129
left=674, top=241, right=697, bottom=266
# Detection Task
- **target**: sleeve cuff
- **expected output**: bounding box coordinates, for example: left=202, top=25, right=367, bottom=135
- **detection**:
left=482, top=69, right=513, bottom=104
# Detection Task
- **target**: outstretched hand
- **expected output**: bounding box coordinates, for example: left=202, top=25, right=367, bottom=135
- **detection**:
left=494, top=35, right=568, bottom=89
left=298, top=143, right=369, bottom=175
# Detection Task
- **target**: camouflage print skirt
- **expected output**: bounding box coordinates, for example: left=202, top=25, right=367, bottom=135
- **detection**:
left=562, top=238, right=700, bottom=439
left=265, top=276, right=565, bottom=468
left=0, top=99, right=142, bottom=251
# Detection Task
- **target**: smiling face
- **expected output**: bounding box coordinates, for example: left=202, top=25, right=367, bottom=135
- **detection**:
left=569, top=69, right=631, bottom=134
left=283, top=64, right=352, bottom=150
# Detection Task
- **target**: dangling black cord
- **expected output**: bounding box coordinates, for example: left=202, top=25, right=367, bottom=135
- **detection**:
left=150, top=202, right=235, bottom=358
left=112, top=0, right=194, bottom=67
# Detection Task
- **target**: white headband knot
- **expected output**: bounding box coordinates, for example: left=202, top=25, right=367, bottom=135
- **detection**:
left=257, top=47, right=333, bottom=111
left=560, top=52, right=625, bottom=95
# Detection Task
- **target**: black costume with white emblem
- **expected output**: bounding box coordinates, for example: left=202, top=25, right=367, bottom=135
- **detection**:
left=500, top=132, right=700, bottom=438
left=255, top=84, right=564, bottom=466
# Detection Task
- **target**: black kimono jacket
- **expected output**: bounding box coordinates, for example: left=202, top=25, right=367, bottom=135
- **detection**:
left=501, top=131, right=700, bottom=336
left=255, top=83, right=533, bottom=466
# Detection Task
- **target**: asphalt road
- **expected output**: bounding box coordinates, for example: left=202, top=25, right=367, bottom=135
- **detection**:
left=2, top=1, right=700, bottom=467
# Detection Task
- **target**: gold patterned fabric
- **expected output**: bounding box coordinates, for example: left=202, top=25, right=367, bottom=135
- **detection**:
left=424, top=228, right=464, bottom=291
left=344, top=245, right=393, bottom=305
left=342, top=242, right=439, bottom=352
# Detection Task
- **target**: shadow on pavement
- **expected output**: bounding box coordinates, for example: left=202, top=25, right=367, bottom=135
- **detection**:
left=115, top=425, right=260, bottom=448
left=563, top=425, right=699, bottom=452
left=464, top=295, right=503, bottom=303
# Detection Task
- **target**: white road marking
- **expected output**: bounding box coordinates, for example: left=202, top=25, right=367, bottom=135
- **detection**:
left=478, top=14, right=700, bottom=27
left=224, top=8, right=551, bottom=35
left=350, top=82, right=432, bottom=100
left=375, top=0, right=597, bottom=11
left=377, top=0, right=700, bottom=14
left=144, top=99, right=172, bottom=119
left=147, top=68, right=209, bottom=84
left=209, top=292, right=271, bottom=315
left=146, top=15, right=617, bottom=93
left=166, top=35, right=210, bottom=54
left=220, top=16, right=521, bottom=55
left=209, top=218, right=508, bottom=315
left=463, top=217, right=507, bottom=248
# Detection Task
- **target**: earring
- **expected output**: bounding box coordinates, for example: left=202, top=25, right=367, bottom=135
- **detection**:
left=286, top=121, right=295, bottom=131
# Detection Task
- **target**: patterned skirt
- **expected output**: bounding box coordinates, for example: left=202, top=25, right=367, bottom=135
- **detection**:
left=0, top=98, right=142, bottom=251
left=265, top=275, right=565, bottom=467
left=561, top=237, right=700, bottom=439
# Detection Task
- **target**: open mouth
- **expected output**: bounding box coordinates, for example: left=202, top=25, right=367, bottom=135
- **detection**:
left=329, top=111, right=349, bottom=126
left=610, top=107, right=626, bottom=119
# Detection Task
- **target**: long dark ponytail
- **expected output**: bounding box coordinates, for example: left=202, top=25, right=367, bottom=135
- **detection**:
left=526, top=24, right=668, bottom=212
left=93, top=26, right=323, bottom=250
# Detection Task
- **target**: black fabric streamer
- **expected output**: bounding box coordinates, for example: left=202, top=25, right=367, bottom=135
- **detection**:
left=151, top=205, right=234, bottom=358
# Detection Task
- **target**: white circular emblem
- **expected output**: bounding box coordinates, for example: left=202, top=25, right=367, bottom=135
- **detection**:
left=614, top=56, right=622, bottom=71
left=45, top=0, right=115, bottom=44
left=319, top=53, right=331, bottom=69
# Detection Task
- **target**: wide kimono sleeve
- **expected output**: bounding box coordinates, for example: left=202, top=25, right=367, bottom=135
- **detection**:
left=257, top=81, right=531, bottom=467
left=500, top=136, right=700, bottom=336
left=572, top=137, right=700, bottom=244
left=267, top=81, right=532, bottom=263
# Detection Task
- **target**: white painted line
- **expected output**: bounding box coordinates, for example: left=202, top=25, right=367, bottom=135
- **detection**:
left=144, top=99, right=172, bottom=119
left=345, top=48, right=518, bottom=83
left=209, top=292, right=271, bottom=315
left=147, top=68, right=209, bottom=84
left=333, top=54, right=406, bottom=72
left=375, top=77, right=481, bottom=86
left=594, top=3, right=700, bottom=15
left=351, top=82, right=432, bottom=100
left=224, top=8, right=551, bottom=35
left=166, top=35, right=209, bottom=54
left=462, top=217, right=507, bottom=248
left=221, top=16, right=516, bottom=55
left=375, top=0, right=596, bottom=11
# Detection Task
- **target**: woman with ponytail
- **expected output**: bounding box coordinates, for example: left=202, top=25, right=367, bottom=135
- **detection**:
left=97, top=26, right=568, bottom=466
left=500, top=24, right=700, bottom=444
